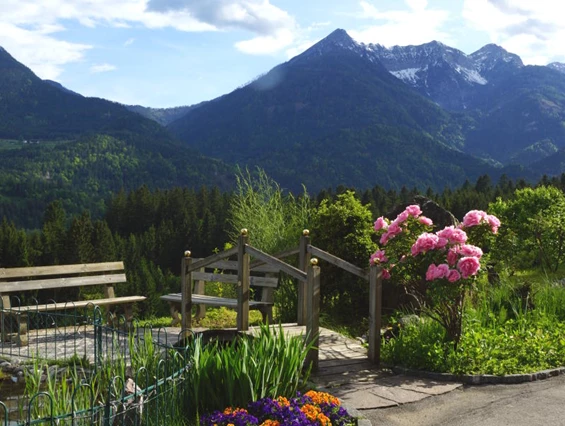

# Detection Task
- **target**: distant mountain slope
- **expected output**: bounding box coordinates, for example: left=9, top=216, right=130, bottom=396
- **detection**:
left=0, top=46, right=170, bottom=141
left=125, top=103, right=204, bottom=126
left=0, top=133, right=232, bottom=228
left=465, top=66, right=565, bottom=163
left=0, top=45, right=233, bottom=227
left=168, top=29, right=492, bottom=192
left=361, top=38, right=565, bottom=165
left=43, top=79, right=84, bottom=97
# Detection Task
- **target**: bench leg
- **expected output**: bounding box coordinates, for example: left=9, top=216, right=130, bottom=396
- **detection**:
left=260, top=307, right=273, bottom=324
left=124, top=305, right=134, bottom=330
left=194, top=304, right=206, bottom=321
left=17, top=313, right=28, bottom=347
left=169, top=302, right=181, bottom=327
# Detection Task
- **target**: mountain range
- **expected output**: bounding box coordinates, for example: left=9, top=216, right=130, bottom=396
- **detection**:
left=1, top=29, right=565, bottom=225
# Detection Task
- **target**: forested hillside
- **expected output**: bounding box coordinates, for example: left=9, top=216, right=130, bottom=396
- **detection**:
left=1, top=172, right=557, bottom=319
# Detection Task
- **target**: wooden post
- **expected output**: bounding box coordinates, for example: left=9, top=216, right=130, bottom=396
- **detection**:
left=298, top=230, right=311, bottom=325
left=194, top=268, right=206, bottom=320
left=181, top=251, right=193, bottom=336
left=237, top=229, right=250, bottom=331
left=368, top=265, right=383, bottom=364
left=305, top=258, right=320, bottom=372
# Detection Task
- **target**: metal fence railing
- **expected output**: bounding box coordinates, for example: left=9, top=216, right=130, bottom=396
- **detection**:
left=0, top=305, right=190, bottom=425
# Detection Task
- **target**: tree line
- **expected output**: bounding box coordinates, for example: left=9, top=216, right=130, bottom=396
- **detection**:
left=1, top=172, right=564, bottom=320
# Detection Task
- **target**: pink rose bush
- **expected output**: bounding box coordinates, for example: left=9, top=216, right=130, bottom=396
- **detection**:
left=369, top=205, right=500, bottom=346
left=370, top=206, right=494, bottom=283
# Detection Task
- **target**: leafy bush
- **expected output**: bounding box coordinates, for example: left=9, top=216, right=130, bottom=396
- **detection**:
left=382, top=282, right=565, bottom=375
left=490, top=186, right=565, bottom=273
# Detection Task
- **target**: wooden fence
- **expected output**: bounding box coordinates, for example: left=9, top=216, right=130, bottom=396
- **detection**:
left=180, top=230, right=383, bottom=367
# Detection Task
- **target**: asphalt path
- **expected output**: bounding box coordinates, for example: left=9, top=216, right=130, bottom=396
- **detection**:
left=362, top=374, right=565, bottom=426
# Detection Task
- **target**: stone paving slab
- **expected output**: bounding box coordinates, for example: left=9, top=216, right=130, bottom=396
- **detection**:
left=315, top=374, right=463, bottom=410
left=378, top=375, right=463, bottom=396
left=332, top=387, right=399, bottom=409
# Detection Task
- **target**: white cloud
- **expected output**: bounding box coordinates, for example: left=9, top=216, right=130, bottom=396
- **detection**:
left=0, top=0, right=300, bottom=81
left=235, top=28, right=296, bottom=55
left=0, top=22, right=90, bottom=80
left=146, top=0, right=295, bottom=35
left=124, top=37, right=135, bottom=46
left=463, top=0, right=565, bottom=64
left=349, top=0, right=452, bottom=47
left=90, top=63, right=117, bottom=73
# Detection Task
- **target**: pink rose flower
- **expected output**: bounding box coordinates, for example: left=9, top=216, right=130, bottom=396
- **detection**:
left=418, top=216, right=433, bottom=226
left=459, top=244, right=483, bottom=258
left=447, top=269, right=461, bottom=282
left=405, top=205, right=422, bottom=217
left=394, top=210, right=410, bottom=225
left=447, top=248, right=459, bottom=266
left=486, top=214, right=501, bottom=234
left=436, top=237, right=448, bottom=249
left=374, top=217, right=388, bottom=232
left=437, top=226, right=454, bottom=241
left=437, top=226, right=467, bottom=245
left=379, top=232, right=390, bottom=245
left=370, top=250, right=388, bottom=265
left=382, top=269, right=391, bottom=280
left=388, top=222, right=402, bottom=236
left=457, top=256, right=481, bottom=279
left=426, top=264, right=437, bottom=281
left=411, top=233, right=439, bottom=256
left=462, top=210, right=487, bottom=228
left=449, top=228, right=468, bottom=245
left=435, top=264, right=450, bottom=279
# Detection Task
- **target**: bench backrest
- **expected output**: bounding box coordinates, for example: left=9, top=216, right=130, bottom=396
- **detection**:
left=190, top=258, right=279, bottom=288
left=0, top=262, right=126, bottom=309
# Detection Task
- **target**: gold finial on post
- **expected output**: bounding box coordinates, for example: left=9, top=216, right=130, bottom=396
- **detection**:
left=311, top=258, right=318, bottom=266
left=303, top=229, right=310, bottom=236
left=241, top=228, right=248, bottom=236
left=184, top=250, right=191, bottom=258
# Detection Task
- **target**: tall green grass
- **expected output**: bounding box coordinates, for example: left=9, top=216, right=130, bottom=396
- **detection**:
left=185, top=323, right=314, bottom=419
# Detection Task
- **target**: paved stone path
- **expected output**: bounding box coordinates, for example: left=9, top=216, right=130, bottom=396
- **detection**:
left=308, top=327, right=462, bottom=411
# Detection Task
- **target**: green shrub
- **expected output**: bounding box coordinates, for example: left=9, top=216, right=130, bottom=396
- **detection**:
left=382, top=311, right=565, bottom=375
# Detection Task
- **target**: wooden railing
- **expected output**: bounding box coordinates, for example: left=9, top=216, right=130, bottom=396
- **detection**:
left=179, top=229, right=382, bottom=368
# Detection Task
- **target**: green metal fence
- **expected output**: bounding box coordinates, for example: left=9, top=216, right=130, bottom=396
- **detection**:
left=0, top=305, right=190, bottom=425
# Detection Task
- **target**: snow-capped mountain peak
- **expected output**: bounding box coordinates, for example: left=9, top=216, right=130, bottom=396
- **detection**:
left=298, top=28, right=362, bottom=59
left=548, top=62, right=565, bottom=74
left=469, top=44, right=523, bottom=73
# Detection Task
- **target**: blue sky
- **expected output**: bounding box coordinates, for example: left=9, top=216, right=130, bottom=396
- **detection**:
left=1, top=0, right=564, bottom=108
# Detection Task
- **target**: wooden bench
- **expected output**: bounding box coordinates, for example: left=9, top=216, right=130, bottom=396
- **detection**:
left=160, top=258, right=280, bottom=328
left=0, top=261, right=146, bottom=346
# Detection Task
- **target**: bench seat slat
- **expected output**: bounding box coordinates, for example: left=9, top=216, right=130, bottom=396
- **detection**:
left=0, top=274, right=127, bottom=293
left=6, top=296, right=147, bottom=313
left=191, top=272, right=278, bottom=288
left=160, top=293, right=273, bottom=309
left=0, top=262, right=124, bottom=279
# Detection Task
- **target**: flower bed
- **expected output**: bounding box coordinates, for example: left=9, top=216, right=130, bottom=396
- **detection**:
left=200, top=391, right=356, bottom=426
